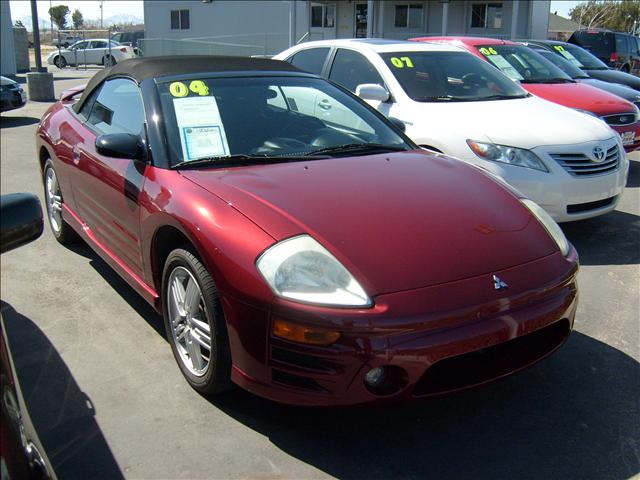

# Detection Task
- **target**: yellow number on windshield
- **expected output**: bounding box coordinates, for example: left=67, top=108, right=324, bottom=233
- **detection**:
left=390, top=56, right=414, bottom=68
left=189, top=80, right=209, bottom=96
left=169, top=81, right=189, bottom=97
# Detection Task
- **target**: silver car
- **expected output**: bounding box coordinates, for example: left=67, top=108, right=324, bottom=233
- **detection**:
left=47, top=39, right=135, bottom=68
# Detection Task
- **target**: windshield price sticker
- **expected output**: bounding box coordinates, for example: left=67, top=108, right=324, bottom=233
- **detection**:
left=173, top=96, right=230, bottom=161
left=170, top=80, right=210, bottom=97
left=390, top=56, right=414, bottom=68
left=486, top=55, right=524, bottom=80
left=553, top=45, right=583, bottom=67
left=479, top=47, right=498, bottom=56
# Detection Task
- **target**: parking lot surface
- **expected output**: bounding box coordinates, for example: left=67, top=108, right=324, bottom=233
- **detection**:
left=1, top=69, right=639, bottom=480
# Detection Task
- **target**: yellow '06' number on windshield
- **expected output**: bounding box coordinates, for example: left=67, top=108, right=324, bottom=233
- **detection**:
left=479, top=47, right=498, bottom=56
left=169, top=80, right=210, bottom=97
left=390, top=56, right=414, bottom=68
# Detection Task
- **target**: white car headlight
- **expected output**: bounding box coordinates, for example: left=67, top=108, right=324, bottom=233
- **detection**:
left=466, top=140, right=548, bottom=172
left=521, top=199, right=570, bottom=257
left=256, top=235, right=371, bottom=307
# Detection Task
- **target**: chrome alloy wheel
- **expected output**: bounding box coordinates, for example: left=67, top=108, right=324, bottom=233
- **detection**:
left=45, top=167, right=63, bottom=234
left=167, top=266, right=212, bottom=376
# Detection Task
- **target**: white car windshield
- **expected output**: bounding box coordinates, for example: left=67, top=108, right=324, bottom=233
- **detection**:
left=380, top=51, right=528, bottom=102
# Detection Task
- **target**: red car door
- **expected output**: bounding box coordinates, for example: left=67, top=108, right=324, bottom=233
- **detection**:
left=70, top=78, right=147, bottom=278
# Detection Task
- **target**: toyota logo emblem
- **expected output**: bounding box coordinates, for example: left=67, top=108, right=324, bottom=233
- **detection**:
left=592, top=147, right=605, bottom=162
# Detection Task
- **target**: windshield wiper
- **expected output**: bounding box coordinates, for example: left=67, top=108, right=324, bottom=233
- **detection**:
left=171, top=153, right=326, bottom=170
left=531, top=78, right=575, bottom=84
left=416, top=95, right=474, bottom=102
left=477, top=93, right=529, bottom=100
left=304, top=143, right=409, bottom=156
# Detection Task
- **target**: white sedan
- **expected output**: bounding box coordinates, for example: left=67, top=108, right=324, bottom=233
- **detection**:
left=47, top=39, right=135, bottom=68
left=275, top=39, right=628, bottom=222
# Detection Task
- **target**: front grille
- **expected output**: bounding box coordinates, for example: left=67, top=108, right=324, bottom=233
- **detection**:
left=602, top=112, right=637, bottom=126
left=413, top=319, right=570, bottom=397
left=550, top=145, right=619, bottom=177
left=567, top=196, right=616, bottom=214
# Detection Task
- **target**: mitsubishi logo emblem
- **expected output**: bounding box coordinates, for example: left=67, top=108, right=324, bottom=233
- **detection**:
left=592, top=146, right=605, bottom=162
left=493, top=275, right=508, bottom=290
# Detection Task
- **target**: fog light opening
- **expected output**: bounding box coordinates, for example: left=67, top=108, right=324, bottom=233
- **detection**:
left=363, top=365, right=408, bottom=396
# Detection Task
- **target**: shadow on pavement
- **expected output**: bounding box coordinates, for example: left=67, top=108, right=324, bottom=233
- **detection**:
left=211, top=332, right=639, bottom=480
left=0, top=116, right=40, bottom=128
left=562, top=210, right=640, bottom=266
left=1, top=301, right=124, bottom=480
left=626, top=159, right=639, bottom=188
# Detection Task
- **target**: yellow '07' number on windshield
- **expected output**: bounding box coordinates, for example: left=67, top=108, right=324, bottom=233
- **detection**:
left=169, top=80, right=210, bottom=97
left=390, top=56, right=414, bottom=68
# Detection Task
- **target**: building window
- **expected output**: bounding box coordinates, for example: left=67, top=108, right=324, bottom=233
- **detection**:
left=471, top=3, right=502, bottom=29
left=394, top=4, right=423, bottom=28
left=170, top=9, right=190, bottom=30
left=310, top=4, right=335, bottom=28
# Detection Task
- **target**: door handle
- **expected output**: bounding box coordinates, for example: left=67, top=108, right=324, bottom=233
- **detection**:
left=318, top=99, right=332, bottom=111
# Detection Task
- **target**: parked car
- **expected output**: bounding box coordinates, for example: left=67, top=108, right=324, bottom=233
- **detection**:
left=36, top=56, right=578, bottom=406
left=523, top=40, right=640, bottom=91
left=521, top=43, right=640, bottom=106
left=416, top=37, right=640, bottom=152
left=568, top=29, right=640, bottom=74
left=0, top=76, right=27, bottom=112
left=0, top=193, right=54, bottom=479
left=51, top=34, right=82, bottom=48
left=46, top=39, right=135, bottom=68
left=111, top=30, right=144, bottom=48
left=276, top=39, right=628, bottom=222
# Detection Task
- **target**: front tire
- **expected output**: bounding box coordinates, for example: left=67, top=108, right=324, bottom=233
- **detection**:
left=53, top=55, right=67, bottom=68
left=43, top=160, right=78, bottom=244
left=162, top=248, right=232, bottom=395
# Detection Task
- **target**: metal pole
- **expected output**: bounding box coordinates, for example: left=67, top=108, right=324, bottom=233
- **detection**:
left=30, top=0, right=44, bottom=71
left=100, top=0, right=104, bottom=29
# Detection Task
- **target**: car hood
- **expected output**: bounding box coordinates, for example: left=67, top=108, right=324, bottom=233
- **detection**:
left=181, top=151, right=558, bottom=295
left=522, top=81, right=635, bottom=115
left=402, top=95, right=614, bottom=151
left=578, top=78, right=640, bottom=102
left=585, top=69, right=640, bottom=91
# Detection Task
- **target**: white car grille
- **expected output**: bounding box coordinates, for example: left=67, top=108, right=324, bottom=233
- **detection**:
left=550, top=145, right=620, bottom=177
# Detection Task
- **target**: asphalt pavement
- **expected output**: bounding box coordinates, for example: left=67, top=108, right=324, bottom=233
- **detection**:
left=1, top=68, right=639, bottom=480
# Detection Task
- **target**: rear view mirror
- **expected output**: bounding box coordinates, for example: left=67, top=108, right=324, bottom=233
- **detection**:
left=96, top=133, right=146, bottom=161
left=355, top=84, right=390, bottom=103
left=0, top=193, right=43, bottom=254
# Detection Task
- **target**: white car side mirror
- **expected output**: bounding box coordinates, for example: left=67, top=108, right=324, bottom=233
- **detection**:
left=355, top=84, right=390, bottom=103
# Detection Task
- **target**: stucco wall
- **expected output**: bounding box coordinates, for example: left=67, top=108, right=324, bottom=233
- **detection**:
left=1, top=1, right=17, bottom=76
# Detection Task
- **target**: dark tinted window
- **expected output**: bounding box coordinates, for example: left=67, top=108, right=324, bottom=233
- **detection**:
left=477, top=44, right=572, bottom=82
left=89, top=41, right=107, bottom=49
left=86, top=78, right=145, bottom=135
left=571, top=31, right=615, bottom=57
left=170, top=10, right=179, bottom=29
left=615, top=34, right=630, bottom=53
left=180, top=9, right=190, bottom=29
left=328, top=49, right=384, bottom=92
left=289, top=48, right=330, bottom=74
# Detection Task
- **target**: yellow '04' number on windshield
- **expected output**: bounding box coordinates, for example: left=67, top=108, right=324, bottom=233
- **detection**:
left=390, top=56, right=415, bottom=68
left=169, top=80, right=210, bottom=97
left=479, top=47, right=498, bottom=56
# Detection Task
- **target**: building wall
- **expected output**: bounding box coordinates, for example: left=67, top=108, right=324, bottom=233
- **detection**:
left=529, top=0, right=550, bottom=39
left=1, top=1, right=17, bottom=76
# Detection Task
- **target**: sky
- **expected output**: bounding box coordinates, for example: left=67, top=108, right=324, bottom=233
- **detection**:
left=550, top=1, right=586, bottom=18
left=9, top=0, right=144, bottom=25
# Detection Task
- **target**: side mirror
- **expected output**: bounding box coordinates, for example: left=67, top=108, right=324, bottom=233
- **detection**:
left=388, top=117, right=406, bottom=133
left=355, top=83, right=390, bottom=103
left=0, top=193, right=43, bottom=254
left=96, top=133, right=146, bottom=161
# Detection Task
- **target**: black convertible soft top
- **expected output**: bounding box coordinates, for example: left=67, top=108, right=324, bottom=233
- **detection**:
left=75, top=55, right=303, bottom=112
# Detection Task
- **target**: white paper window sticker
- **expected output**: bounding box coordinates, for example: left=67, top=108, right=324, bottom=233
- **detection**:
left=559, top=50, right=583, bottom=67
left=173, top=96, right=230, bottom=161
left=487, top=55, right=524, bottom=81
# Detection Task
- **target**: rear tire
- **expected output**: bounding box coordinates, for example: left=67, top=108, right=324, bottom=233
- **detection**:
left=43, top=159, right=79, bottom=244
left=53, top=55, right=67, bottom=69
left=162, top=248, right=232, bottom=395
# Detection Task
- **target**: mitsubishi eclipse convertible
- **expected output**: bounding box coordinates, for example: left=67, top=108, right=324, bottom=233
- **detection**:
left=275, top=40, right=629, bottom=222
left=36, top=56, right=578, bottom=406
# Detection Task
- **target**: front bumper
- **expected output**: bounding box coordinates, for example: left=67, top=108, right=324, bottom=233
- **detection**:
left=228, top=251, right=578, bottom=406
left=0, top=89, right=26, bottom=112
left=479, top=137, right=628, bottom=223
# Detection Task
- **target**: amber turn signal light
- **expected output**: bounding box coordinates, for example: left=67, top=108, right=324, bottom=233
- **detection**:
left=272, top=318, right=341, bottom=345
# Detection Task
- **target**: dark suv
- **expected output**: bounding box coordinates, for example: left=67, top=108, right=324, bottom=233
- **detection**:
left=568, top=29, right=640, bottom=74
left=111, top=30, right=144, bottom=48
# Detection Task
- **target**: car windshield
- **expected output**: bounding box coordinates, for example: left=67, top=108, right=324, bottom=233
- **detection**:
left=380, top=51, right=527, bottom=102
left=158, top=75, right=412, bottom=167
left=477, top=45, right=574, bottom=83
left=536, top=49, right=589, bottom=79
left=559, top=43, right=610, bottom=70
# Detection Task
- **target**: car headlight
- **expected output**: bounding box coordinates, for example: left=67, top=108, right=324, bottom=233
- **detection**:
left=466, top=140, right=548, bottom=172
left=256, top=235, right=371, bottom=307
left=520, top=199, right=570, bottom=257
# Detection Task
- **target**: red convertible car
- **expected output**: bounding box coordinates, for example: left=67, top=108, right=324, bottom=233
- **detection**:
left=36, top=56, right=578, bottom=406
left=413, top=37, right=640, bottom=152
